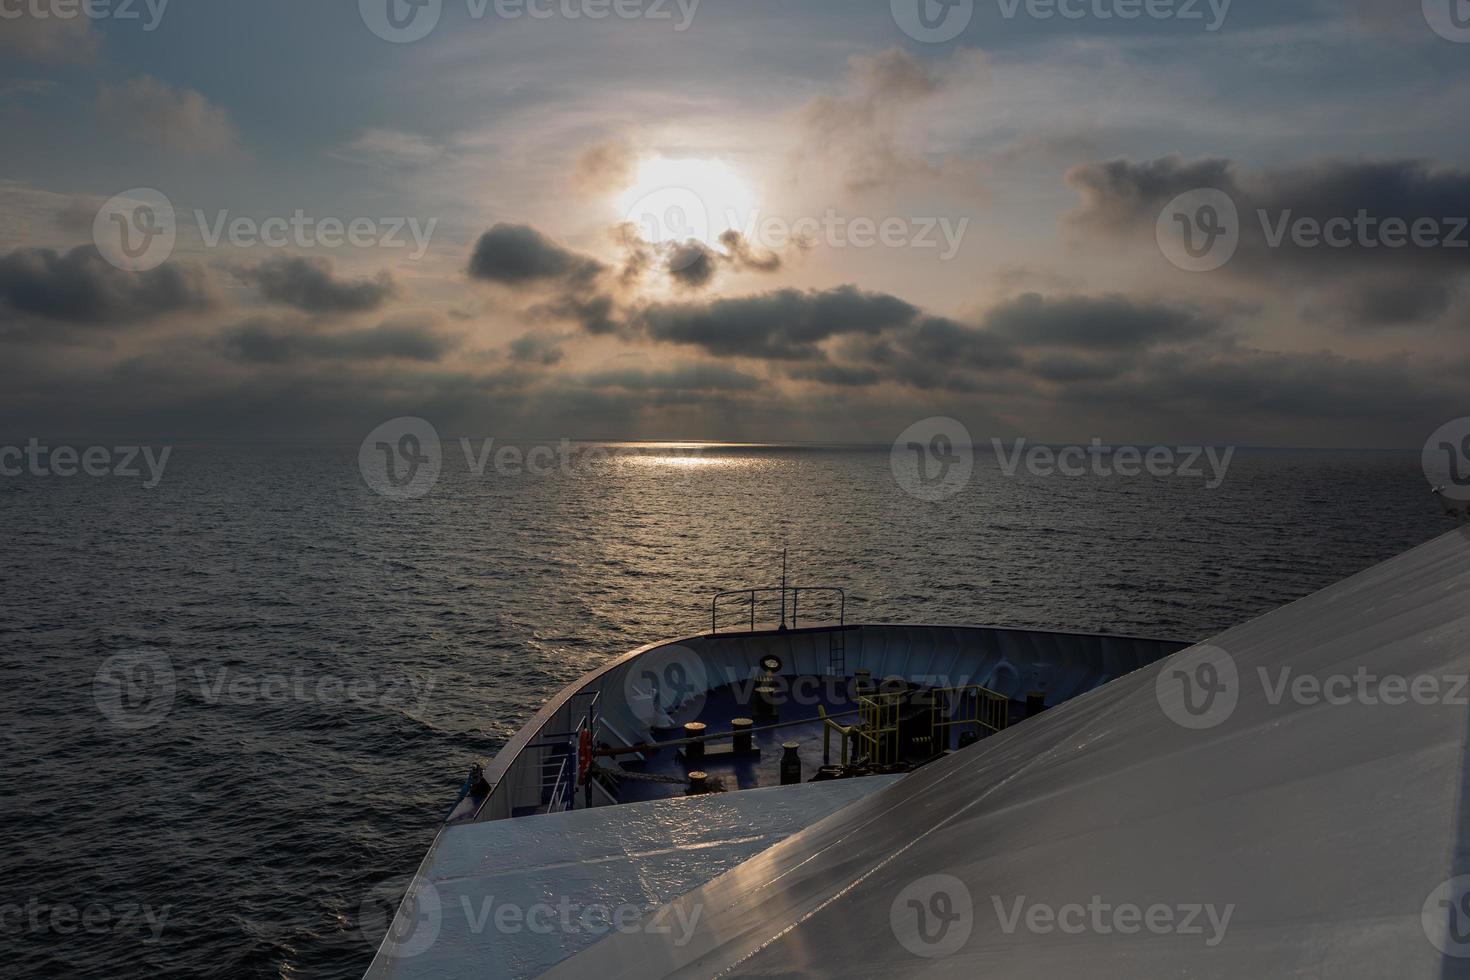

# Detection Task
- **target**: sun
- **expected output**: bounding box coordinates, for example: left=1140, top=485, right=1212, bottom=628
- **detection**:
left=617, top=156, right=757, bottom=248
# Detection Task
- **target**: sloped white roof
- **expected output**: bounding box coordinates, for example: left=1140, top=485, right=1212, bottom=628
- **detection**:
left=366, top=777, right=901, bottom=979
left=545, top=527, right=1470, bottom=978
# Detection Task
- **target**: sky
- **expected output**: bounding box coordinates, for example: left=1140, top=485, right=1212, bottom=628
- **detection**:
left=1, top=0, right=1467, bottom=447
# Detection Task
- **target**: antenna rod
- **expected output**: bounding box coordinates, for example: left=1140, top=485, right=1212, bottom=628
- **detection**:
left=780, top=547, right=788, bottom=630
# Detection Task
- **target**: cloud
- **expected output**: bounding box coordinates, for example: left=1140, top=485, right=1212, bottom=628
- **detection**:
left=718, top=230, right=782, bottom=273
left=784, top=363, right=884, bottom=387
left=0, top=12, right=100, bottom=64
left=97, top=76, right=242, bottom=158
left=468, top=224, right=606, bottom=286
left=236, top=256, right=399, bottom=315
left=1068, top=155, right=1470, bottom=326
left=580, top=364, right=764, bottom=393
left=796, top=47, right=988, bottom=197
left=532, top=292, right=621, bottom=336
left=663, top=231, right=783, bottom=290
left=573, top=138, right=638, bottom=193
left=0, top=245, right=216, bottom=324
left=665, top=240, right=717, bottom=290
left=219, top=314, right=457, bottom=364
left=332, top=129, right=445, bottom=169
left=508, top=331, right=568, bottom=366
left=982, top=293, right=1221, bottom=349
left=637, top=285, right=920, bottom=360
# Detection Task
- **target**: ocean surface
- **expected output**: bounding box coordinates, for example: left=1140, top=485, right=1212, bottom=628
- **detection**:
left=0, top=442, right=1452, bottom=978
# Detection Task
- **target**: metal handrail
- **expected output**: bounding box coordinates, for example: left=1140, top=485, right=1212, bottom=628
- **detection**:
left=710, top=586, right=846, bottom=634
left=531, top=690, right=601, bottom=814
left=542, top=751, right=571, bottom=813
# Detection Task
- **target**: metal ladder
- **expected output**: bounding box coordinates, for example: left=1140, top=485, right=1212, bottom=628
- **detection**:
left=828, top=629, right=846, bottom=676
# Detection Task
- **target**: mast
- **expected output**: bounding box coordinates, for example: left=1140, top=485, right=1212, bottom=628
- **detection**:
left=779, top=547, right=788, bottom=630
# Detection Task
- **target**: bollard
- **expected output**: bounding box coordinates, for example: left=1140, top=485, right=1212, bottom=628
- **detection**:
left=780, top=741, right=802, bottom=785
left=687, top=771, right=708, bottom=794
left=755, top=685, right=778, bottom=719
left=683, top=721, right=707, bottom=762
left=732, top=717, right=754, bottom=754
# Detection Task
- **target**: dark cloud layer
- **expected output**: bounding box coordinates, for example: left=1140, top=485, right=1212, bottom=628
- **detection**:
left=664, top=231, right=784, bottom=290
left=983, top=293, right=1220, bottom=349
left=1069, top=155, right=1470, bottom=326
left=0, top=246, right=216, bottom=323
left=581, top=364, right=764, bottom=393
left=468, top=224, right=606, bottom=286
left=508, top=331, right=568, bottom=366
left=236, top=256, right=398, bottom=315
left=220, top=314, right=457, bottom=364
left=638, top=285, right=919, bottom=360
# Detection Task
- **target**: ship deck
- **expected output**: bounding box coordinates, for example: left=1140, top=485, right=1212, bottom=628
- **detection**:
left=606, top=674, right=1026, bottom=806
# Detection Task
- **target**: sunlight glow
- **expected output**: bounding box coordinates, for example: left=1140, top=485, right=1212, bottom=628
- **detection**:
left=618, top=156, right=757, bottom=248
